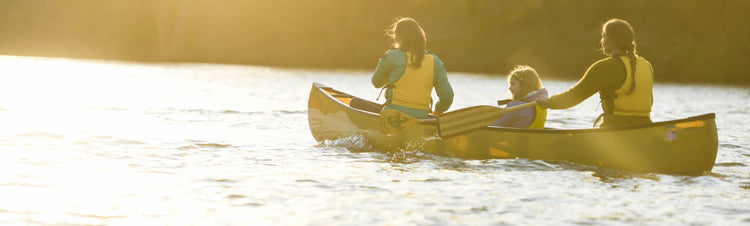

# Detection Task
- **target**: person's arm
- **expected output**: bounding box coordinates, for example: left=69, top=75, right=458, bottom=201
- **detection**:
left=371, top=50, right=405, bottom=88
left=432, top=55, right=454, bottom=113
left=545, top=58, right=623, bottom=109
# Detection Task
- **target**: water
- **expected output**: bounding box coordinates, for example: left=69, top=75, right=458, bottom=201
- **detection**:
left=0, top=55, right=748, bottom=225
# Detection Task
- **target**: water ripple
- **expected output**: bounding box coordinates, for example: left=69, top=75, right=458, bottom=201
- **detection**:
left=294, top=179, right=318, bottom=183
left=720, top=143, right=742, bottom=149
left=715, top=162, right=747, bottom=167
left=15, top=132, right=64, bottom=139
left=145, top=108, right=303, bottom=116
left=277, top=110, right=306, bottom=114
left=179, top=141, right=232, bottom=150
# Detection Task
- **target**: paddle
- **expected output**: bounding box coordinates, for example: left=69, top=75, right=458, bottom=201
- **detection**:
left=379, top=102, right=538, bottom=137
left=437, top=102, right=538, bottom=138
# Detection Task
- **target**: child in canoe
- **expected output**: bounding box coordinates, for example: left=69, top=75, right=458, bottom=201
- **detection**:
left=491, top=65, right=548, bottom=128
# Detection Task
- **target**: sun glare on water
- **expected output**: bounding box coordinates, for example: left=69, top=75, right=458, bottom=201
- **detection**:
left=1, top=56, right=151, bottom=108
left=0, top=56, right=219, bottom=224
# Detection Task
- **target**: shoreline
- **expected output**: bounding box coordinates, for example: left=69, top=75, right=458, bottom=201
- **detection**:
left=2, top=53, right=747, bottom=86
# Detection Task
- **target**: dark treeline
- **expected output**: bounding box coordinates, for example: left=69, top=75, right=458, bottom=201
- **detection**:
left=1, top=0, right=748, bottom=84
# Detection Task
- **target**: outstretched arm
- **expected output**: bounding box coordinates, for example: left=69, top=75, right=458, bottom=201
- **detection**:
left=542, top=59, right=623, bottom=109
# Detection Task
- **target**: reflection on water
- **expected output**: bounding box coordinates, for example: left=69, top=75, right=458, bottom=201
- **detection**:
left=0, top=55, right=748, bottom=225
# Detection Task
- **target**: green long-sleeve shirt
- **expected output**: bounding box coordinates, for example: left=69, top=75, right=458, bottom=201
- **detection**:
left=371, top=49, right=454, bottom=117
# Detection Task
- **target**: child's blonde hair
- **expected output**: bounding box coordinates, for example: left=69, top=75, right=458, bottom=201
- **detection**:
left=507, top=65, right=543, bottom=100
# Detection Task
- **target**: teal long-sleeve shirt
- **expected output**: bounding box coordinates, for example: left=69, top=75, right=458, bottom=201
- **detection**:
left=371, top=49, right=454, bottom=114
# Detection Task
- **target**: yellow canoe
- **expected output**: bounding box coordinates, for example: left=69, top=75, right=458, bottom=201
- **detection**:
left=308, top=82, right=718, bottom=174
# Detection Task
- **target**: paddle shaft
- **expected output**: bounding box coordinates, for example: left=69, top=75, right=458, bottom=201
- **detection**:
left=437, top=102, right=538, bottom=138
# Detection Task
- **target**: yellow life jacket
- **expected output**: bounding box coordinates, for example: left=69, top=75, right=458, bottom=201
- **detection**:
left=612, top=56, right=653, bottom=117
left=390, top=53, right=435, bottom=110
left=526, top=105, right=547, bottom=129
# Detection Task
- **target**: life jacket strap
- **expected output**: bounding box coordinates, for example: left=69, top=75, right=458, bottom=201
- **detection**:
left=376, top=83, right=395, bottom=106
left=593, top=113, right=606, bottom=128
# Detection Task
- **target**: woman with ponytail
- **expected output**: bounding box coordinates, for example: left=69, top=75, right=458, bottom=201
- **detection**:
left=372, top=17, right=454, bottom=119
left=536, top=18, right=654, bottom=128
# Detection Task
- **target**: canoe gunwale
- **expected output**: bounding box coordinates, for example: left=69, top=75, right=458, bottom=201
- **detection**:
left=483, top=113, right=716, bottom=134
left=315, top=83, right=379, bottom=118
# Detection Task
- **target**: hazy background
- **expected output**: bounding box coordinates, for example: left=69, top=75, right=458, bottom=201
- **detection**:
left=1, top=0, right=748, bottom=84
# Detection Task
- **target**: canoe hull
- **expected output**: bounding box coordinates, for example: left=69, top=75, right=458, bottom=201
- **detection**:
left=308, top=82, right=718, bottom=174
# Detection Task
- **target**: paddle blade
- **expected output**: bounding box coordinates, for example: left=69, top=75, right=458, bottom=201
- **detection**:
left=437, top=105, right=506, bottom=137
left=437, top=102, right=537, bottom=138
left=380, top=109, right=419, bottom=136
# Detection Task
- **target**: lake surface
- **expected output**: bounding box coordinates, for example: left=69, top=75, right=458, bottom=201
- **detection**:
left=0, top=55, right=748, bottom=225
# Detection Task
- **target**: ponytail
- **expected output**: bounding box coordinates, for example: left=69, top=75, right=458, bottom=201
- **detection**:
left=626, top=52, right=637, bottom=95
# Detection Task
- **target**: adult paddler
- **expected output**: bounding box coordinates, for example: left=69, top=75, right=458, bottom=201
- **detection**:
left=372, top=17, right=454, bottom=119
left=536, top=18, right=654, bottom=128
